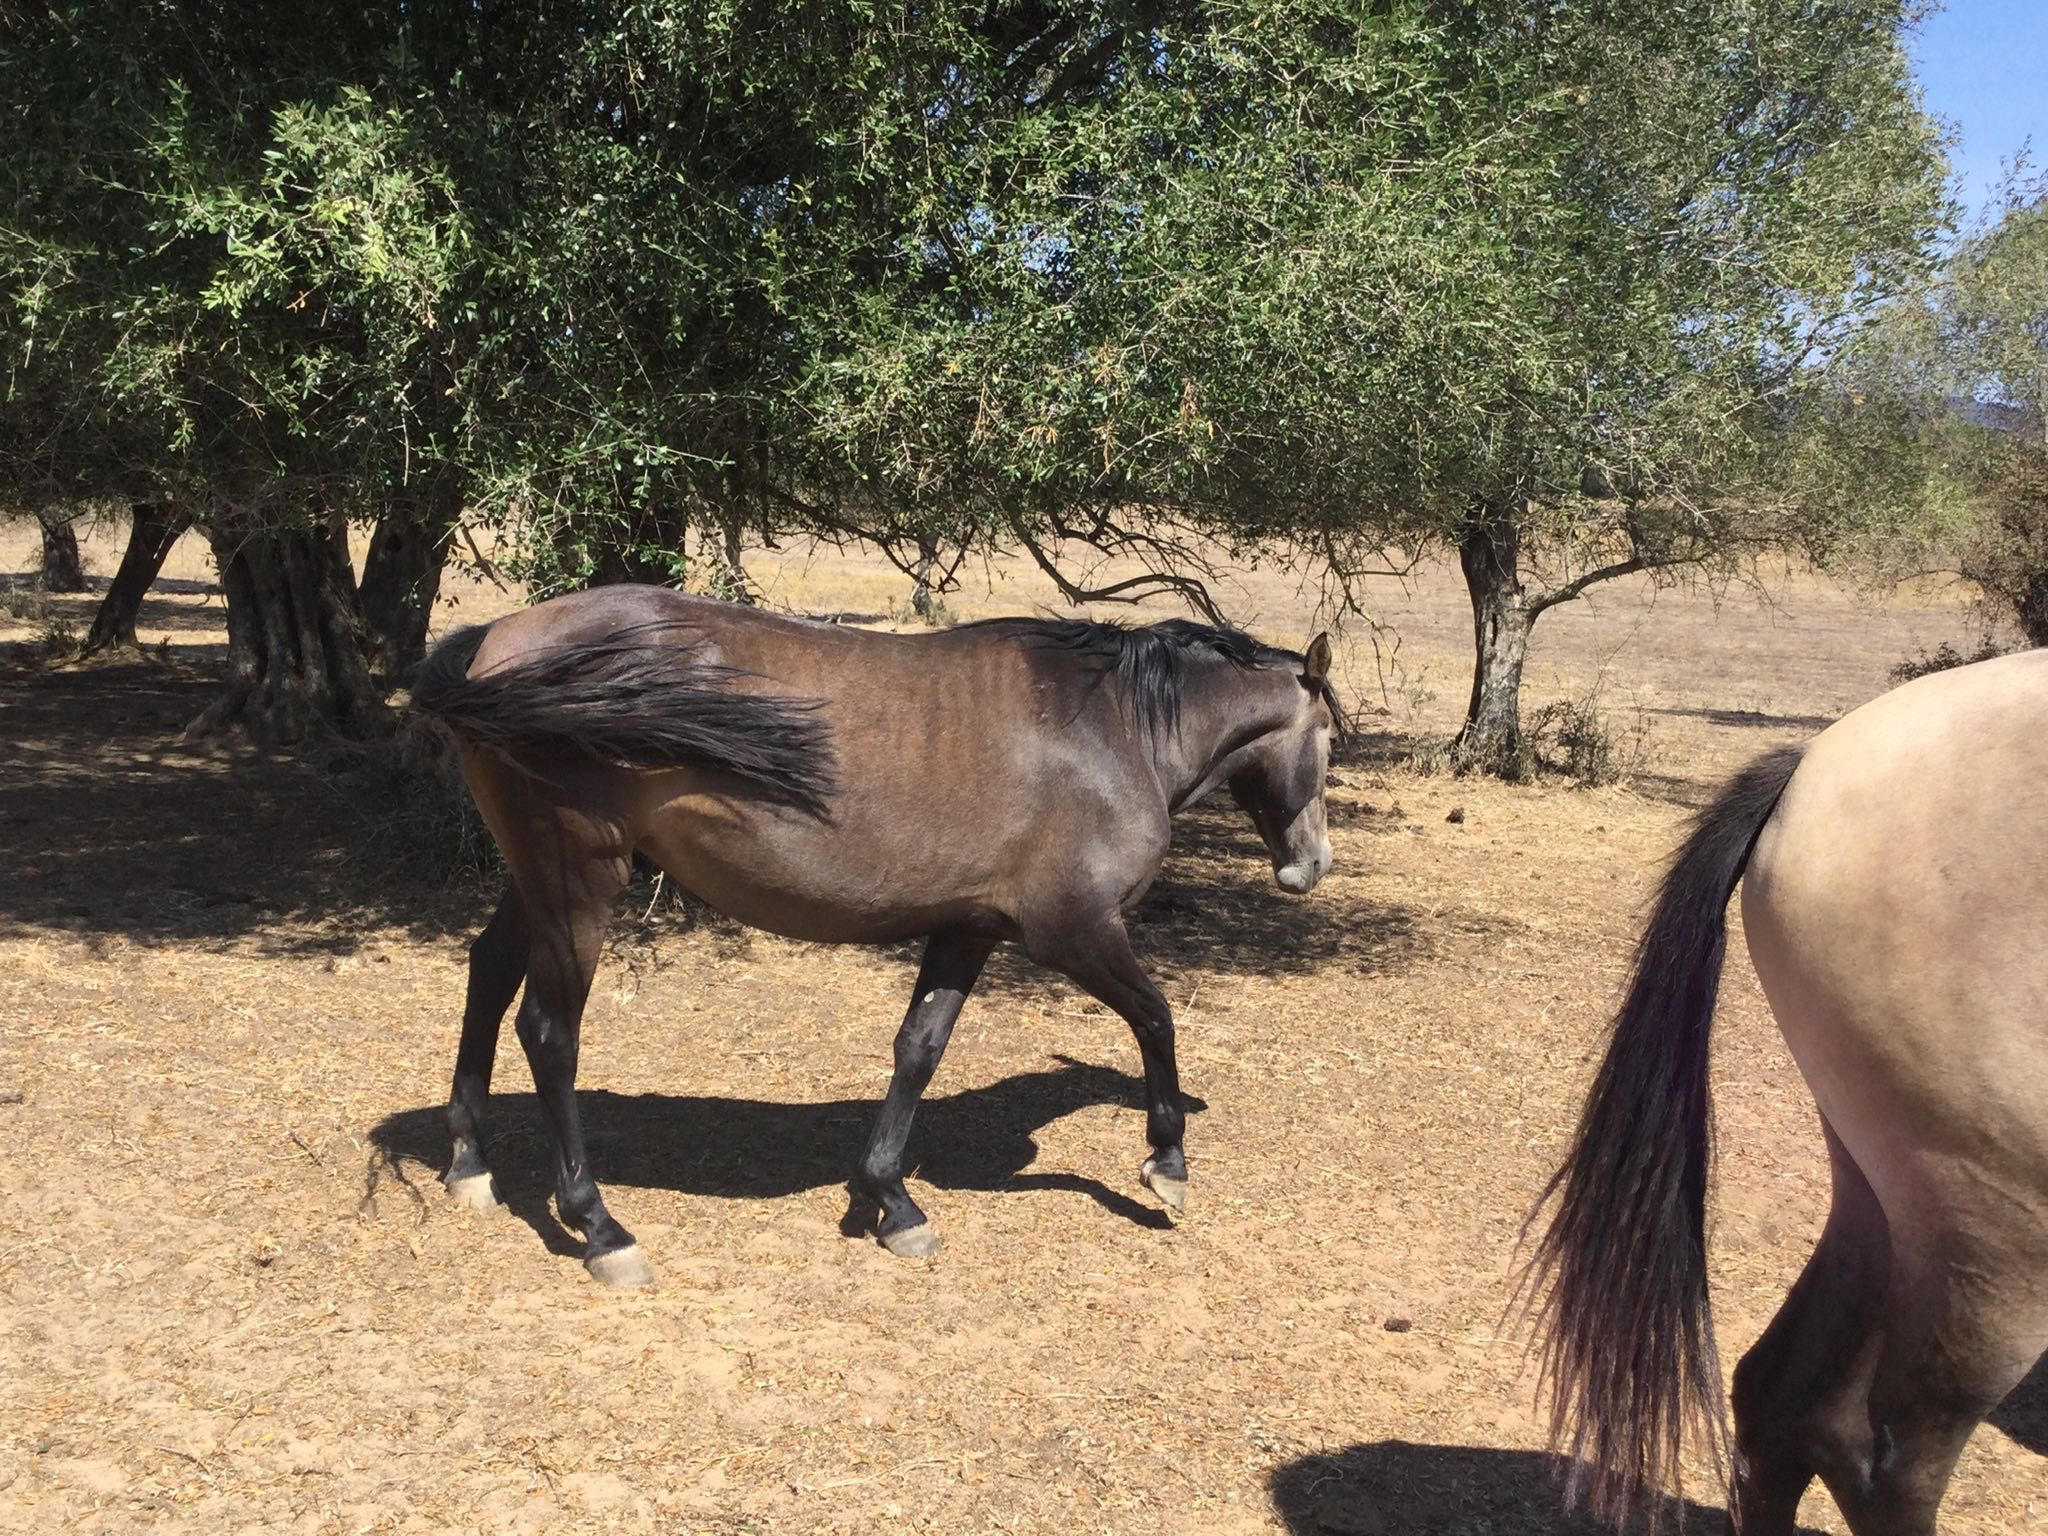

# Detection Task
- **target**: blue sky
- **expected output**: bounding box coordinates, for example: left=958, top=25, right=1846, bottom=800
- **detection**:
left=1913, top=1, right=2048, bottom=219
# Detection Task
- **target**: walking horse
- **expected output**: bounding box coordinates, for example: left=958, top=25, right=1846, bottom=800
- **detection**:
left=411, top=586, right=1340, bottom=1285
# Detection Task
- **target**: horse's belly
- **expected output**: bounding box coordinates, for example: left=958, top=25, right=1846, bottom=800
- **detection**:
left=636, top=813, right=1012, bottom=946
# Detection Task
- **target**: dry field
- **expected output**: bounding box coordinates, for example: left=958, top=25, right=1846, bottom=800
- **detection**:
left=1, top=519, right=2042, bottom=1535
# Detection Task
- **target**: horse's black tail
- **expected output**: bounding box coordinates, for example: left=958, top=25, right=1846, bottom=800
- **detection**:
left=409, top=621, right=835, bottom=818
left=1522, top=743, right=1804, bottom=1523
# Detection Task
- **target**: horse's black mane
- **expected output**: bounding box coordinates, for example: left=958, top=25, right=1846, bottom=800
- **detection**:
left=962, top=615, right=1338, bottom=740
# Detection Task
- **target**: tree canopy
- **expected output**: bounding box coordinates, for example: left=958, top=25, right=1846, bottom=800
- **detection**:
left=1834, top=167, right=2048, bottom=643
left=2, top=2, right=1952, bottom=751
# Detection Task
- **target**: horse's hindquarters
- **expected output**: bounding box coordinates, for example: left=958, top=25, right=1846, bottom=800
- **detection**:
left=1733, top=664, right=2048, bottom=1529
left=1741, top=662, right=2048, bottom=1225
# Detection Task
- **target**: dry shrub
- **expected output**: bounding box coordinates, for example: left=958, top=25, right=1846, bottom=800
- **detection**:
left=1, top=585, right=52, bottom=623
left=1522, top=697, right=1648, bottom=786
left=327, top=725, right=504, bottom=885
left=1888, top=638, right=2008, bottom=684
left=1418, top=695, right=1647, bottom=786
left=1960, top=442, right=2048, bottom=647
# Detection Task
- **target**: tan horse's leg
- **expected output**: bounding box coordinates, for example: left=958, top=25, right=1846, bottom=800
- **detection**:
left=1821, top=1225, right=2048, bottom=1536
left=1727, top=1121, right=1891, bottom=1534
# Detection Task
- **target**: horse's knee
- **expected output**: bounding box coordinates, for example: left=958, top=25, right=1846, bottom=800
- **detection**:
left=856, top=1143, right=901, bottom=1196
left=1828, top=1422, right=1968, bottom=1536
left=513, top=1001, right=571, bottom=1063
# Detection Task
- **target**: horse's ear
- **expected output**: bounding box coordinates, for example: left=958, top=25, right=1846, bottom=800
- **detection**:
left=1302, top=632, right=1332, bottom=685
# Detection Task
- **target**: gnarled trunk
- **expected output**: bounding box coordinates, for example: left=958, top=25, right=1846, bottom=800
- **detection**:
left=83, top=502, right=190, bottom=654
left=358, top=483, right=459, bottom=677
left=1452, top=501, right=1535, bottom=776
left=38, top=516, right=86, bottom=592
left=714, top=511, right=754, bottom=604
left=187, top=513, right=388, bottom=743
left=908, top=535, right=944, bottom=623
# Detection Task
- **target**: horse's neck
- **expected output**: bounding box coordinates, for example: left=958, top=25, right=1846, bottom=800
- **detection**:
left=1153, top=665, right=1294, bottom=809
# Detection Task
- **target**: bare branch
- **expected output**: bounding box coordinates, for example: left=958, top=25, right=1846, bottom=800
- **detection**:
left=1005, top=511, right=1229, bottom=624
left=1525, top=556, right=1654, bottom=618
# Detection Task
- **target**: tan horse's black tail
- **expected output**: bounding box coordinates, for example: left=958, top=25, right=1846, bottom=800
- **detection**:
left=409, top=621, right=835, bottom=817
left=1522, top=743, right=1804, bottom=1522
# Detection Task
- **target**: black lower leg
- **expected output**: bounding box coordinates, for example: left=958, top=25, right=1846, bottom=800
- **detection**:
left=1132, top=1017, right=1187, bottom=1210
left=514, top=983, right=636, bottom=1262
left=447, top=891, right=526, bottom=1195
left=855, top=931, right=992, bottom=1249
left=1037, top=914, right=1187, bottom=1209
left=1032, top=913, right=1196, bottom=1212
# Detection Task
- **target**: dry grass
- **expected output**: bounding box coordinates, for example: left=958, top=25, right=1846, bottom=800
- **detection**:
left=0, top=522, right=2040, bottom=1535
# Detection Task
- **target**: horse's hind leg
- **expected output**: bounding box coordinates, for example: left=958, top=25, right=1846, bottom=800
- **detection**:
left=853, top=930, right=993, bottom=1259
left=445, top=888, right=527, bottom=1210
left=1727, top=1121, right=1890, bottom=1535
left=1732, top=1124, right=2048, bottom=1536
left=512, top=854, right=646, bottom=1285
left=1821, top=1225, right=2048, bottom=1536
left=1029, top=913, right=1187, bottom=1215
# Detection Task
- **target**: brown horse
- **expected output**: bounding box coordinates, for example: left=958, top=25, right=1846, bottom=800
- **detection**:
left=411, top=585, right=1340, bottom=1285
left=1526, top=649, right=2048, bottom=1534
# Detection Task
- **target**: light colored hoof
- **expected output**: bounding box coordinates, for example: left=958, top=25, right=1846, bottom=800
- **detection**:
left=879, top=1223, right=939, bottom=1259
left=445, top=1171, right=502, bottom=1212
left=585, top=1245, right=655, bottom=1288
left=1141, top=1159, right=1188, bottom=1215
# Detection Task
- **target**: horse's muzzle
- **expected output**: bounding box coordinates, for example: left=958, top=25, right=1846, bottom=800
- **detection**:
left=1274, top=839, right=1334, bottom=895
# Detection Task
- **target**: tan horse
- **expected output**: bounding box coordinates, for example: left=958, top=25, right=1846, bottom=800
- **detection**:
left=1527, top=649, right=2048, bottom=1534
left=411, top=586, right=1339, bottom=1286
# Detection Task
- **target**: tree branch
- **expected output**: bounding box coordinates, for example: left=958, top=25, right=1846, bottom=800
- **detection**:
left=1006, top=512, right=1228, bottom=624
left=1524, top=555, right=1659, bottom=618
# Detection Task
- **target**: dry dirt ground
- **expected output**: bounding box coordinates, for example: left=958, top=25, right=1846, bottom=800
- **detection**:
left=1, top=520, right=2043, bottom=1535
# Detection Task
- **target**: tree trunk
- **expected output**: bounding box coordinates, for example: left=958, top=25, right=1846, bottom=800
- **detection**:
left=909, top=535, right=943, bottom=623
left=357, top=483, right=459, bottom=678
left=82, top=502, right=191, bottom=655
left=588, top=541, right=670, bottom=586
left=713, top=512, right=754, bottom=604
left=38, top=517, right=86, bottom=592
left=187, top=514, right=389, bottom=743
left=1451, top=502, right=1535, bottom=776
left=2017, top=568, right=2048, bottom=650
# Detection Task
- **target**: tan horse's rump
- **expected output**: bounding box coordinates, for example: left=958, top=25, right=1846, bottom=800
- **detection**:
left=1529, top=650, right=2048, bottom=1536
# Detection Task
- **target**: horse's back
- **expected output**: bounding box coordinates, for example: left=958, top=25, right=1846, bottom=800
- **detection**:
left=1741, top=649, right=2048, bottom=1243
left=463, top=586, right=1161, bottom=944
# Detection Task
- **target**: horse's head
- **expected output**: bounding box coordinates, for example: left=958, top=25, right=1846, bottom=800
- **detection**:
left=1228, top=632, right=1338, bottom=895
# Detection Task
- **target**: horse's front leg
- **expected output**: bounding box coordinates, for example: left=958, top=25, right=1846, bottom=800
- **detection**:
left=1030, top=912, right=1187, bottom=1215
left=854, top=930, right=993, bottom=1257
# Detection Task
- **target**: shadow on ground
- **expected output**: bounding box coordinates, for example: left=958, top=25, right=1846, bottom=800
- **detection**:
left=0, top=659, right=474, bottom=952
left=1647, top=705, right=1835, bottom=733
left=1269, top=1442, right=1823, bottom=1535
left=1, top=650, right=1436, bottom=984
left=1992, top=1351, right=2048, bottom=1455
left=5, top=566, right=228, bottom=639
left=369, top=1055, right=1199, bottom=1256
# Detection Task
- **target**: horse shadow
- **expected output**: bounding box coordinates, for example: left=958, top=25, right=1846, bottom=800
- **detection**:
left=1269, top=1442, right=1826, bottom=1535
left=369, top=1055, right=1202, bottom=1257
left=1991, top=1350, right=2048, bottom=1455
